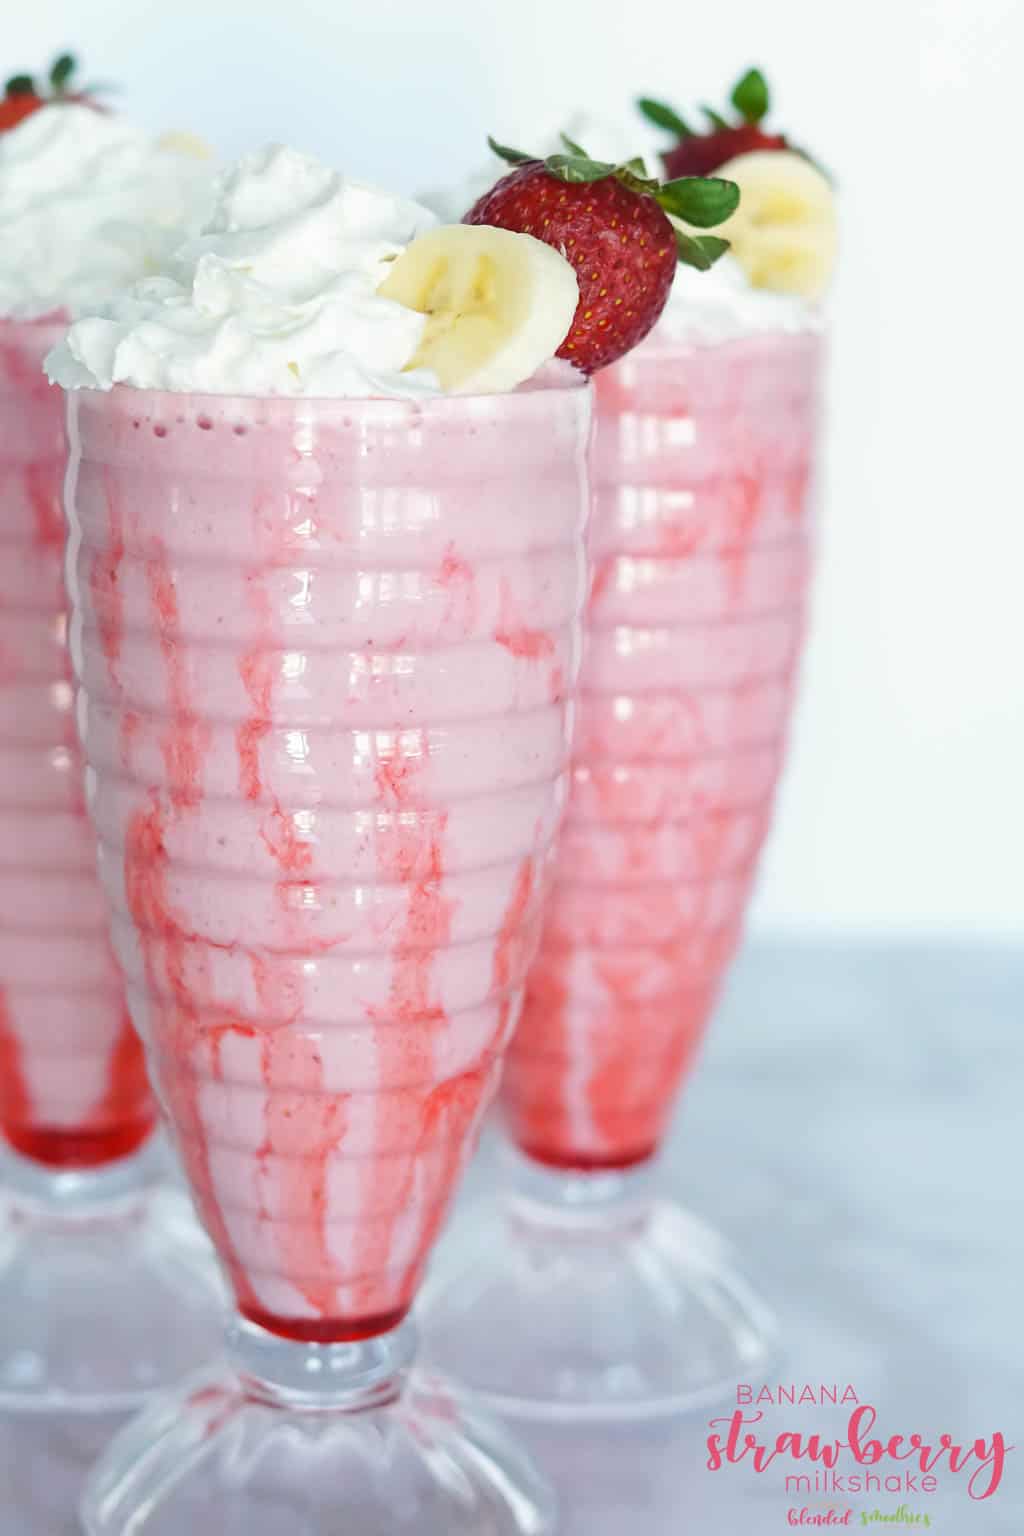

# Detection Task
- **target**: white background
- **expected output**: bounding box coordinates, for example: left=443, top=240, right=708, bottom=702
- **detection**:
left=7, top=0, right=1022, bottom=937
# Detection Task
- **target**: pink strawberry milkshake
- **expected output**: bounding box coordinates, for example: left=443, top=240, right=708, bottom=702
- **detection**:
left=0, top=102, right=210, bottom=1172
left=63, top=373, right=589, bottom=1340
left=0, top=317, right=152, bottom=1167
left=503, top=323, right=822, bottom=1170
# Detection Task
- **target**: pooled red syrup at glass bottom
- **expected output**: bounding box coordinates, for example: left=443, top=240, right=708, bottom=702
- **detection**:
left=3, top=1118, right=152, bottom=1169
left=516, top=1141, right=657, bottom=1174
left=7, top=1015, right=157, bottom=1171
left=240, top=1303, right=410, bottom=1346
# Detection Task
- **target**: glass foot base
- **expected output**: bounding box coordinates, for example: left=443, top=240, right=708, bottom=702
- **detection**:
left=419, top=1165, right=779, bottom=1422
left=82, top=1321, right=555, bottom=1535
left=0, top=1152, right=225, bottom=1413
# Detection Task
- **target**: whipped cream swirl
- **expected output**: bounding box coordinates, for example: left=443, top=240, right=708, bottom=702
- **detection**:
left=47, top=144, right=443, bottom=397
left=0, top=103, right=213, bottom=320
left=656, top=254, right=823, bottom=345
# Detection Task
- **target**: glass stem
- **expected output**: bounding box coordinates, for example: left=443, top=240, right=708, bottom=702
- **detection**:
left=227, top=1314, right=417, bottom=1414
left=503, top=1142, right=656, bottom=1240
left=1, top=1138, right=161, bottom=1231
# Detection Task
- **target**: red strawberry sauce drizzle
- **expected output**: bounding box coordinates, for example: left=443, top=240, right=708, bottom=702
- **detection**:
left=0, top=987, right=33, bottom=1156
left=125, top=794, right=261, bottom=1315
left=130, top=537, right=361, bottom=1331
left=494, top=577, right=554, bottom=661
left=505, top=372, right=809, bottom=1171
left=144, top=539, right=209, bottom=811
left=120, top=506, right=550, bottom=1337
left=235, top=572, right=313, bottom=879
left=122, top=537, right=260, bottom=1314
left=437, top=541, right=477, bottom=634
left=68, top=1004, right=154, bottom=1166
left=126, top=800, right=346, bottom=1327
left=256, top=1024, right=349, bottom=1323
left=236, top=577, right=275, bottom=805
left=493, top=855, right=534, bottom=1039
left=90, top=482, right=125, bottom=678
left=26, top=462, right=64, bottom=549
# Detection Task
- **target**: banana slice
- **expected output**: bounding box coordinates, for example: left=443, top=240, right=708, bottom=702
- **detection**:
left=157, top=130, right=215, bottom=160
left=713, top=150, right=837, bottom=300
left=378, top=224, right=579, bottom=394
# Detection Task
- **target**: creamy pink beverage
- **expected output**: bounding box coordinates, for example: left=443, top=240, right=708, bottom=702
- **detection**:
left=0, top=317, right=152, bottom=1168
left=503, top=328, right=822, bottom=1169
left=67, top=380, right=589, bottom=1340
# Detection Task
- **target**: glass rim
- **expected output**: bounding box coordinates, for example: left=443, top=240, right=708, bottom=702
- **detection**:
left=62, top=367, right=592, bottom=417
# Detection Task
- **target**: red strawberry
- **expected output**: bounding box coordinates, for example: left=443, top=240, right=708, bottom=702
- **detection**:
left=639, top=67, right=794, bottom=180
left=0, top=83, right=44, bottom=134
left=465, top=140, right=739, bottom=375
left=0, top=54, right=102, bottom=135
left=663, top=123, right=788, bottom=179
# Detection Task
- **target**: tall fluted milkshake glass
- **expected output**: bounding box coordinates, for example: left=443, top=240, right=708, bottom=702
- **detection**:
left=0, top=317, right=221, bottom=1410
left=70, top=376, right=590, bottom=1531
left=422, top=324, right=824, bottom=1416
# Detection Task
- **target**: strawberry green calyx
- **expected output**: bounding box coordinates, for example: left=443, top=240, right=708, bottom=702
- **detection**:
left=486, top=135, right=739, bottom=273
left=636, top=97, right=694, bottom=139
left=3, top=53, right=106, bottom=105
left=639, top=65, right=775, bottom=142
left=4, top=52, right=80, bottom=101
left=636, top=66, right=830, bottom=182
left=731, top=67, right=770, bottom=125
left=0, top=53, right=113, bottom=133
left=49, top=53, right=76, bottom=91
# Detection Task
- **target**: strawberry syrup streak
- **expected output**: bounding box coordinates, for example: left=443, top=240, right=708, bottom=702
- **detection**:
left=102, top=404, right=565, bottom=1345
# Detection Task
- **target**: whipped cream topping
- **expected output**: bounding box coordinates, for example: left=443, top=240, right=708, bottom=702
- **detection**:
left=47, top=145, right=443, bottom=398
left=656, top=253, right=823, bottom=345
left=0, top=103, right=213, bottom=320
left=422, top=113, right=822, bottom=347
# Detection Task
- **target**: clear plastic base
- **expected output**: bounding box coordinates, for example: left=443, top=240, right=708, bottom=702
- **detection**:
left=418, top=1155, right=779, bottom=1421
left=0, top=1144, right=225, bottom=1413
left=82, top=1317, right=555, bottom=1535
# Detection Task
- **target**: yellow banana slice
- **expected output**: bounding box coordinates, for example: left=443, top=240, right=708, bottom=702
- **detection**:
left=157, top=131, right=215, bottom=161
left=378, top=224, right=578, bottom=394
left=713, top=150, right=837, bottom=300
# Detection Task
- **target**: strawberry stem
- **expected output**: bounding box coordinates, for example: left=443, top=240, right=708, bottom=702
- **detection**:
left=731, top=67, right=770, bottom=124
left=49, top=52, right=76, bottom=91
left=5, top=74, right=36, bottom=97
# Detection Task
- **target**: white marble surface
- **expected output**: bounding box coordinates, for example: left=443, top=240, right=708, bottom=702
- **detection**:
left=1, top=939, right=1020, bottom=1533
left=500, top=939, right=1024, bottom=1533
